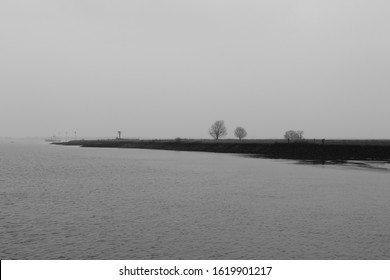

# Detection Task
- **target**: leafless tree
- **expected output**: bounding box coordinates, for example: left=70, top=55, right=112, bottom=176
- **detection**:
left=234, top=126, right=247, bottom=140
left=118, top=131, right=122, bottom=139
left=209, top=120, right=227, bottom=140
left=284, top=130, right=304, bottom=140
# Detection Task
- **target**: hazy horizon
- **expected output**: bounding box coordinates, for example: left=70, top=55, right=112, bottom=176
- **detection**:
left=3, top=136, right=390, bottom=141
left=1, top=0, right=390, bottom=139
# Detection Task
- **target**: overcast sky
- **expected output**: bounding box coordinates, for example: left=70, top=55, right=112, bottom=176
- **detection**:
left=1, top=0, right=389, bottom=139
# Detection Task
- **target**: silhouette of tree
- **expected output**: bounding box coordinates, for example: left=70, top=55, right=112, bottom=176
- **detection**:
left=284, top=130, right=304, bottom=140
left=209, top=120, right=227, bottom=140
left=234, top=126, right=247, bottom=140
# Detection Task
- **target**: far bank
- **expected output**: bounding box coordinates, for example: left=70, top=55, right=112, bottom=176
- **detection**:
left=54, top=139, right=390, bottom=163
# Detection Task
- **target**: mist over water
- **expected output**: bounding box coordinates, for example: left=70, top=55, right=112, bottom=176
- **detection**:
left=1, top=141, right=389, bottom=259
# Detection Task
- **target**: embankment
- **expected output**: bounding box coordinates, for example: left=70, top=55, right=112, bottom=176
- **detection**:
left=55, top=139, right=390, bottom=163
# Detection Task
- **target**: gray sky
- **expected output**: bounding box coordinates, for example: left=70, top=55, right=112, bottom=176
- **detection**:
left=1, top=0, right=389, bottom=139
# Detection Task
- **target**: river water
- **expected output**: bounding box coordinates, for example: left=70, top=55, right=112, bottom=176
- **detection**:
left=1, top=140, right=389, bottom=259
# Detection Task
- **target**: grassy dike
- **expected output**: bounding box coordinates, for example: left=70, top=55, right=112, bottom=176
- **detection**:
left=54, top=139, right=390, bottom=163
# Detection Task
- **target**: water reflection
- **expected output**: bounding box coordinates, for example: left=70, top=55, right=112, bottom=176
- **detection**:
left=296, top=159, right=390, bottom=172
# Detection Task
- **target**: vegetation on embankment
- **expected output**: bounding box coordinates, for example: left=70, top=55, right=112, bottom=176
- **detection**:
left=55, top=139, right=390, bottom=163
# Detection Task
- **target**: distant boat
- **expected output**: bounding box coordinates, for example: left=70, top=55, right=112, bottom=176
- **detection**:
left=45, top=136, right=61, bottom=143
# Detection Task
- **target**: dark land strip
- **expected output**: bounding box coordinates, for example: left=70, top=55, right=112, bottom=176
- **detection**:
left=54, top=139, right=390, bottom=165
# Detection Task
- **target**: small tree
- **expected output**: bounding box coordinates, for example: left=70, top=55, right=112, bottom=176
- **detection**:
left=234, top=126, right=247, bottom=140
left=209, top=120, right=227, bottom=140
left=284, top=130, right=304, bottom=140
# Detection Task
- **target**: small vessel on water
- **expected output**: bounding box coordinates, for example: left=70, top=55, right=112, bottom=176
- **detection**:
left=45, top=136, right=61, bottom=143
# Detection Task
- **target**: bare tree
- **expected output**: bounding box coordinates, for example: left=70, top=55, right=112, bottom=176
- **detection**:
left=234, top=126, right=247, bottom=140
left=209, top=120, right=227, bottom=140
left=118, top=131, right=122, bottom=139
left=284, top=130, right=304, bottom=141
left=296, top=130, right=304, bottom=139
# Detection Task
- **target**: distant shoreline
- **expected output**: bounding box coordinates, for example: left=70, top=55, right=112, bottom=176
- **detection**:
left=54, top=139, right=390, bottom=163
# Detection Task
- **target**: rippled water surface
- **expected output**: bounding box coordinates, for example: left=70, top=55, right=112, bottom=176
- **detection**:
left=1, top=141, right=389, bottom=259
